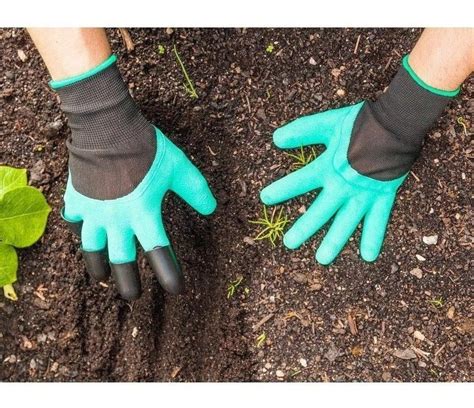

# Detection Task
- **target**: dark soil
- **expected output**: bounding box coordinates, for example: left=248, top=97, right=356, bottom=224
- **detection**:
left=0, top=28, right=472, bottom=382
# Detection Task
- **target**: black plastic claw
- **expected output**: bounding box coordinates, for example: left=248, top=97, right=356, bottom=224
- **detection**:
left=60, top=207, right=82, bottom=236
left=111, top=262, right=142, bottom=301
left=145, top=246, right=184, bottom=295
left=82, top=249, right=111, bottom=282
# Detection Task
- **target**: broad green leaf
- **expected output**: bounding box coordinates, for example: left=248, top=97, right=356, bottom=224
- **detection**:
left=0, top=166, right=27, bottom=196
left=0, top=186, right=51, bottom=248
left=3, top=284, right=18, bottom=301
left=0, top=243, right=17, bottom=287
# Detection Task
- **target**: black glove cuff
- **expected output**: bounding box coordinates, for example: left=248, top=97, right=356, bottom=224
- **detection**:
left=55, top=57, right=154, bottom=151
left=371, top=58, right=453, bottom=144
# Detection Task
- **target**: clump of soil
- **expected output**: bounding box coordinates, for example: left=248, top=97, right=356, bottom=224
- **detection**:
left=0, top=28, right=472, bottom=381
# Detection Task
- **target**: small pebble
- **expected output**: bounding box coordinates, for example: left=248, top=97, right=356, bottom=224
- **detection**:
left=309, top=57, right=317, bottom=65
left=410, top=268, right=423, bottom=279
left=336, top=89, right=346, bottom=97
left=299, top=358, right=307, bottom=368
left=422, top=235, right=438, bottom=245
left=415, top=254, right=426, bottom=262
left=276, top=370, right=285, bottom=378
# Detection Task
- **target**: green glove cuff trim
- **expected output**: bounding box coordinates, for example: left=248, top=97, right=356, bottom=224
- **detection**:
left=402, top=55, right=460, bottom=97
left=49, top=54, right=117, bottom=90
left=333, top=102, right=407, bottom=193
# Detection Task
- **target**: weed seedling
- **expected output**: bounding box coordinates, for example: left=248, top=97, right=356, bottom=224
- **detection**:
left=173, top=44, right=198, bottom=99
left=157, top=44, right=166, bottom=55
left=286, top=146, right=318, bottom=170
left=457, top=116, right=469, bottom=137
left=429, top=297, right=445, bottom=308
left=227, top=276, right=243, bottom=299
left=265, top=43, right=274, bottom=53
left=256, top=332, right=267, bottom=348
left=249, top=206, right=289, bottom=247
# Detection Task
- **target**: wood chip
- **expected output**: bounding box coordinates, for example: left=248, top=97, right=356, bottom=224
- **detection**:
left=347, top=313, right=358, bottom=336
left=447, top=306, right=455, bottom=319
left=393, top=348, right=417, bottom=360
left=410, top=267, right=423, bottom=279
left=118, top=28, right=135, bottom=52
left=171, top=366, right=182, bottom=378
left=17, top=49, right=27, bottom=62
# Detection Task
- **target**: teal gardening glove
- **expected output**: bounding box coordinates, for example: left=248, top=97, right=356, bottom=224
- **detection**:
left=261, top=55, right=459, bottom=265
left=52, top=55, right=216, bottom=300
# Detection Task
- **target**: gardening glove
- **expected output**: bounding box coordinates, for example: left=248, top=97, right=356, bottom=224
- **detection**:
left=52, top=55, right=216, bottom=300
left=261, top=55, right=459, bottom=265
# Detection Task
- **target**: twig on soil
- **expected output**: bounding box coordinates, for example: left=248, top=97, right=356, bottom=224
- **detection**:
left=245, top=94, right=252, bottom=114
left=354, top=34, right=361, bottom=54
left=207, top=145, right=217, bottom=156
left=410, top=345, right=430, bottom=361
left=173, top=45, right=198, bottom=99
left=118, top=28, right=135, bottom=52
left=252, top=313, right=274, bottom=332
left=383, top=57, right=393, bottom=72
left=410, top=171, right=420, bottom=182
left=434, top=343, right=446, bottom=357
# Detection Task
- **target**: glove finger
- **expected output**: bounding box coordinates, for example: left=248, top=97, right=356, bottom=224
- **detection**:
left=80, top=220, right=109, bottom=281
left=106, top=227, right=137, bottom=264
left=273, top=108, right=345, bottom=149
left=315, top=199, right=367, bottom=265
left=106, top=228, right=140, bottom=299
left=134, top=216, right=184, bottom=294
left=110, top=261, right=141, bottom=301
left=283, top=189, right=343, bottom=249
left=171, top=158, right=217, bottom=216
left=61, top=207, right=82, bottom=236
left=82, top=249, right=110, bottom=282
left=360, top=194, right=395, bottom=262
left=260, top=160, right=324, bottom=205
left=145, top=246, right=184, bottom=295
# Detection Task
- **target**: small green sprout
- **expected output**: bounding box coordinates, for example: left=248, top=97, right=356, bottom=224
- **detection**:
left=244, top=287, right=250, bottom=296
left=256, top=332, right=267, bottom=348
left=173, top=44, right=198, bottom=99
left=227, top=276, right=243, bottom=299
left=286, top=146, right=318, bottom=170
left=157, top=44, right=166, bottom=55
left=457, top=116, right=469, bottom=137
left=290, top=369, right=302, bottom=378
left=249, top=206, right=289, bottom=247
left=429, top=297, right=445, bottom=308
left=266, top=43, right=274, bottom=53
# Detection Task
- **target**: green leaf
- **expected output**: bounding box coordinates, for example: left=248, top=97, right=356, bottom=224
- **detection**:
left=0, top=243, right=18, bottom=287
left=0, top=186, right=51, bottom=248
left=0, top=166, right=27, bottom=196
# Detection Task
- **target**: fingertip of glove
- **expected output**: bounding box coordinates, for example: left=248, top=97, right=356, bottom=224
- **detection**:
left=360, top=249, right=379, bottom=263
left=200, top=196, right=217, bottom=216
left=283, top=233, right=300, bottom=250
left=259, top=189, right=272, bottom=205
left=315, top=247, right=334, bottom=266
left=272, top=127, right=288, bottom=148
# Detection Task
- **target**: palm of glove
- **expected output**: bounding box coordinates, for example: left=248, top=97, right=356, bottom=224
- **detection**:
left=63, top=128, right=216, bottom=299
left=260, top=102, right=406, bottom=264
